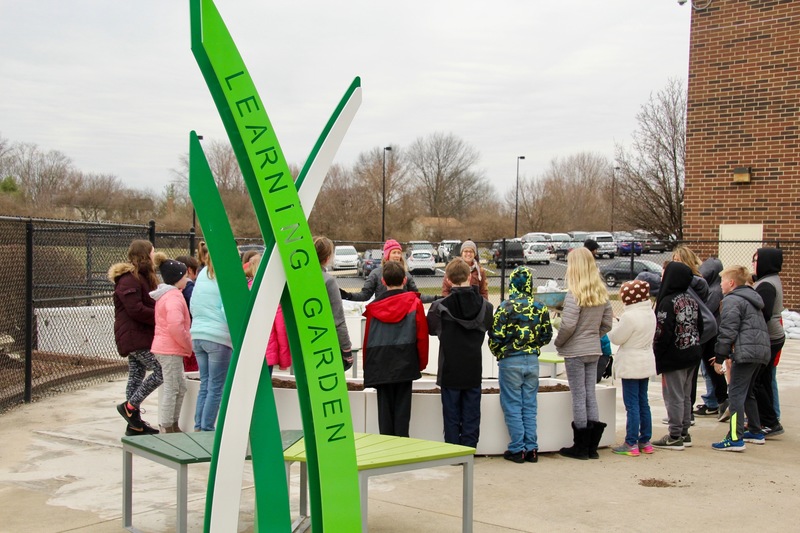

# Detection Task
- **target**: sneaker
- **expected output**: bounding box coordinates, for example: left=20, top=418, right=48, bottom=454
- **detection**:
left=652, top=434, right=684, bottom=450
left=117, top=402, right=143, bottom=429
left=693, top=404, right=719, bottom=416
left=743, top=431, right=765, bottom=444
left=691, top=415, right=696, bottom=426
left=638, top=441, right=655, bottom=454
left=712, top=438, right=746, bottom=452
left=661, top=417, right=669, bottom=425
left=763, top=423, right=784, bottom=438
left=524, top=450, right=538, bottom=463
left=681, top=433, right=693, bottom=447
left=503, top=450, right=525, bottom=463
left=718, top=406, right=731, bottom=423
left=612, top=443, right=640, bottom=457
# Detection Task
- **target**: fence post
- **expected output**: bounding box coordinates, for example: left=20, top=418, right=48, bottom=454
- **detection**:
left=148, top=219, right=156, bottom=245
left=189, top=226, right=196, bottom=257
left=500, top=238, right=507, bottom=301
left=24, top=219, right=33, bottom=403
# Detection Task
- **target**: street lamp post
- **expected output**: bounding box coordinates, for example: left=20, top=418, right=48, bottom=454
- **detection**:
left=514, top=155, right=525, bottom=238
left=381, top=146, right=392, bottom=242
left=611, top=166, right=620, bottom=233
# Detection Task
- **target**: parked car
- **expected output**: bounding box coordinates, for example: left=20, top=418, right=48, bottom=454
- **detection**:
left=436, top=240, right=461, bottom=262
left=554, top=241, right=583, bottom=261
left=523, top=242, right=550, bottom=265
left=491, top=239, right=525, bottom=268
left=332, top=245, right=359, bottom=270
left=587, top=232, right=616, bottom=259
left=356, top=249, right=382, bottom=278
left=642, top=238, right=669, bottom=253
left=617, top=241, right=643, bottom=256
left=599, top=259, right=663, bottom=287
left=521, top=232, right=551, bottom=243
left=406, top=240, right=435, bottom=258
left=406, top=250, right=436, bottom=275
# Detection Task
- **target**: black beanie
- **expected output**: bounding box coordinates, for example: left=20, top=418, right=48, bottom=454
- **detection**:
left=160, top=259, right=187, bottom=285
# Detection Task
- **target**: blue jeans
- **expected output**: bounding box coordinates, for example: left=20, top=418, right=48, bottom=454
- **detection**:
left=193, top=339, right=232, bottom=431
left=498, top=356, right=539, bottom=453
left=700, top=360, right=719, bottom=409
left=441, top=387, right=481, bottom=448
left=621, top=378, right=652, bottom=445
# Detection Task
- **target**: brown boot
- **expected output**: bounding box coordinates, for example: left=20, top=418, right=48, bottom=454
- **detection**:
left=159, top=425, right=175, bottom=434
left=171, top=423, right=183, bottom=433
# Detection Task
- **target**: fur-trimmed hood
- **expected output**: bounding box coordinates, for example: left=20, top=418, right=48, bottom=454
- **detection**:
left=108, top=262, right=136, bottom=283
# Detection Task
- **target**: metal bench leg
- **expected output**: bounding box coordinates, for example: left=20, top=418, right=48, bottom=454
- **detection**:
left=299, top=462, right=308, bottom=518
left=462, top=458, right=474, bottom=533
left=123, top=449, right=133, bottom=531
left=177, top=464, right=188, bottom=533
left=359, top=473, right=369, bottom=533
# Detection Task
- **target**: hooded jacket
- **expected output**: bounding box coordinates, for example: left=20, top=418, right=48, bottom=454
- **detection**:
left=654, top=262, right=703, bottom=373
left=347, top=265, right=437, bottom=303
left=362, top=289, right=429, bottom=387
left=428, top=286, right=493, bottom=388
left=714, top=285, right=770, bottom=365
left=108, top=262, right=155, bottom=356
left=150, top=284, right=192, bottom=357
left=753, top=247, right=784, bottom=342
left=607, top=300, right=657, bottom=379
left=488, top=267, right=553, bottom=360
left=190, top=267, right=232, bottom=348
left=699, top=257, right=724, bottom=319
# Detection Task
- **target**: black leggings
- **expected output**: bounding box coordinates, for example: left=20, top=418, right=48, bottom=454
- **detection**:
left=754, top=339, right=784, bottom=427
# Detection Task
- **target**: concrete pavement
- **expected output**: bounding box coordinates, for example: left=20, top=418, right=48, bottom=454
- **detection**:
left=2, top=341, right=800, bottom=532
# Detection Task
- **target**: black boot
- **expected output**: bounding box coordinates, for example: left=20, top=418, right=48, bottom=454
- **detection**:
left=559, top=422, right=590, bottom=460
left=587, top=420, right=607, bottom=459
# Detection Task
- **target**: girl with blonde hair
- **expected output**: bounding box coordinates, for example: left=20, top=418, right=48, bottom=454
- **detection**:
left=555, top=247, right=613, bottom=459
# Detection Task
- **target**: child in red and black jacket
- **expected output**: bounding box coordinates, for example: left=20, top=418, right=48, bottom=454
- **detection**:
left=363, top=260, right=429, bottom=437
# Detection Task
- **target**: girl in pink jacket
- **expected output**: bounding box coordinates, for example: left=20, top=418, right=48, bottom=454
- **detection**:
left=245, top=255, right=292, bottom=374
left=151, top=256, right=192, bottom=433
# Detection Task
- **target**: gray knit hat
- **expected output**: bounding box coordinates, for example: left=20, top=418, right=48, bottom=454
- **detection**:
left=461, top=240, right=477, bottom=255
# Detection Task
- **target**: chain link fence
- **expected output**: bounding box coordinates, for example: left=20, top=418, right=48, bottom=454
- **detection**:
left=0, top=217, right=198, bottom=412
left=2, top=225, right=797, bottom=412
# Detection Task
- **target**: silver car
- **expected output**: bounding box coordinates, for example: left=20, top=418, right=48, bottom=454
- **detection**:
left=406, top=250, right=436, bottom=275
left=332, top=245, right=359, bottom=270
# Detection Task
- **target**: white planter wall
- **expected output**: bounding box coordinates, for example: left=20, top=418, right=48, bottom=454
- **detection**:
left=36, top=305, right=117, bottom=357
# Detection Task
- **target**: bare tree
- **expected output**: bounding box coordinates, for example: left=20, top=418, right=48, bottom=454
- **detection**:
left=405, top=133, right=489, bottom=218
left=615, top=78, right=686, bottom=239
left=8, top=142, right=73, bottom=207
left=57, top=172, right=125, bottom=221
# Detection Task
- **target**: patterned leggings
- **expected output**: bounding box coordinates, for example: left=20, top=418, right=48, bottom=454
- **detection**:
left=126, top=349, right=163, bottom=407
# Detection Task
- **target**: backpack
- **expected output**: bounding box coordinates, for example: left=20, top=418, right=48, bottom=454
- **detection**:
left=688, top=287, right=718, bottom=344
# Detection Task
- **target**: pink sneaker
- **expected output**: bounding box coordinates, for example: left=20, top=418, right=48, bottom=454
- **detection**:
left=638, top=441, right=655, bottom=454
left=612, top=443, right=640, bottom=456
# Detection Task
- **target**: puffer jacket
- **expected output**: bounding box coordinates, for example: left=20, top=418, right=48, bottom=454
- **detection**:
left=753, top=247, right=785, bottom=342
left=150, top=284, right=192, bottom=357
left=714, top=285, right=770, bottom=365
left=606, top=300, right=656, bottom=379
left=554, top=293, right=613, bottom=358
left=488, top=267, right=552, bottom=360
left=108, top=262, right=155, bottom=356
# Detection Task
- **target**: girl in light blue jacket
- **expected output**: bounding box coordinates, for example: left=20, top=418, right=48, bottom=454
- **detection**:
left=190, top=244, right=232, bottom=431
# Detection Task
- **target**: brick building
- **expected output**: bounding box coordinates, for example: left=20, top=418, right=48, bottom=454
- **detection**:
left=684, top=0, right=800, bottom=308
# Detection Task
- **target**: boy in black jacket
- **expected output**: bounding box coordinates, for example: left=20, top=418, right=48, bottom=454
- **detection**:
left=427, top=259, right=494, bottom=448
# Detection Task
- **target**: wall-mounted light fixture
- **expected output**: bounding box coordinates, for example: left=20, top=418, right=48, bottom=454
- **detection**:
left=733, top=166, right=751, bottom=184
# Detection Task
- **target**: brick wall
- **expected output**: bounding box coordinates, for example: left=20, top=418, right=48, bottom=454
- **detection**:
left=684, top=0, right=800, bottom=309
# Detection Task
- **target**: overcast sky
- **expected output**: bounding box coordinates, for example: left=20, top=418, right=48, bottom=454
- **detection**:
left=0, top=1, right=691, bottom=197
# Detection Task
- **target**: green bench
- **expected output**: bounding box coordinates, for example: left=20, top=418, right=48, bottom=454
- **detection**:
left=122, top=430, right=475, bottom=533
left=121, top=430, right=303, bottom=533
left=284, top=432, right=475, bottom=533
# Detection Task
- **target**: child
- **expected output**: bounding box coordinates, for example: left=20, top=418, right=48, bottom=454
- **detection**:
left=555, top=247, right=613, bottom=460
left=109, top=239, right=162, bottom=435
left=607, top=280, right=657, bottom=456
left=489, top=266, right=553, bottom=463
left=150, top=254, right=193, bottom=433
left=652, top=261, right=703, bottom=450
left=711, top=266, right=770, bottom=451
left=175, top=255, right=200, bottom=373
left=313, top=237, right=353, bottom=371
left=428, top=258, right=494, bottom=448
left=247, top=254, right=293, bottom=375
left=362, top=260, right=429, bottom=437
